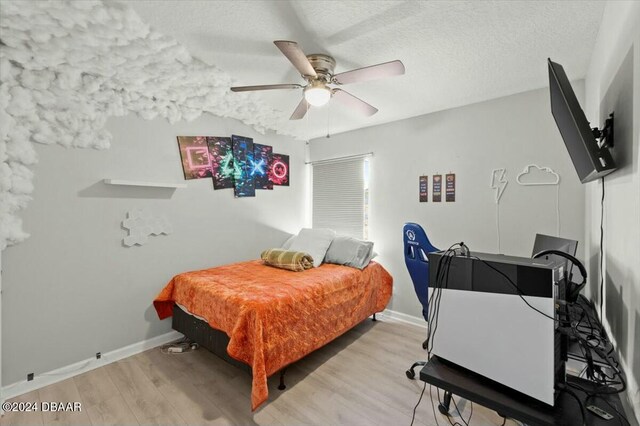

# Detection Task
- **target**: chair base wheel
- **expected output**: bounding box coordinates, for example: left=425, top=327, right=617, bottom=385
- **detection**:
left=438, top=403, right=449, bottom=415
left=406, top=369, right=416, bottom=380
left=422, top=340, right=428, bottom=350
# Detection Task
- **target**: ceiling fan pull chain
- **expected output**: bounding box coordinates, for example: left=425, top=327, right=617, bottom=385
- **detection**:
left=326, top=103, right=331, bottom=138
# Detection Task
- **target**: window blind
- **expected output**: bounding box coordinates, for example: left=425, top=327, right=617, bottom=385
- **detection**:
left=312, top=157, right=365, bottom=238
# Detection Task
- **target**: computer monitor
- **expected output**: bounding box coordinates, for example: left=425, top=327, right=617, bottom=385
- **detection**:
left=532, top=233, right=578, bottom=278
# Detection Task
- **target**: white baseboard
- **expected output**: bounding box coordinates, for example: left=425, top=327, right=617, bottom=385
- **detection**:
left=380, top=309, right=427, bottom=328
left=1, top=330, right=182, bottom=403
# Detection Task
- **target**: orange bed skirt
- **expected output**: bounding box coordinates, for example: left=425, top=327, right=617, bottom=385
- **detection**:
left=153, top=260, right=392, bottom=410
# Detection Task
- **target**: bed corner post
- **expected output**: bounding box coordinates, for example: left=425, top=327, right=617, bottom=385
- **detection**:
left=278, top=368, right=287, bottom=390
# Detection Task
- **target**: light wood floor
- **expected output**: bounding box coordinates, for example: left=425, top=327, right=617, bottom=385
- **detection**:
left=1, top=319, right=511, bottom=426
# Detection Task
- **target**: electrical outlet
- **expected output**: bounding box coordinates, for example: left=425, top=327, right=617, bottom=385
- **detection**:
left=96, top=352, right=101, bottom=359
left=27, top=373, right=34, bottom=381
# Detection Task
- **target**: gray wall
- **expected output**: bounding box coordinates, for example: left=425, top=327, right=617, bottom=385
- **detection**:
left=583, top=1, right=640, bottom=421
left=310, top=86, right=586, bottom=319
left=1, top=113, right=307, bottom=385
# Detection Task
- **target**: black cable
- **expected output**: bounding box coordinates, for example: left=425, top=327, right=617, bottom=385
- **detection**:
left=566, top=329, right=626, bottom=395
left=436, top=389, right=464, bottom=426
left=558, top=385, right=587, bottom=426
left=499, top=416, right=507, bottom=426
left=599, top=176, right=605, bottom=320
left=452, top=396, right=472, bottom=426
left=426, top=244, right=459, bottom=358
left=410, top=381, right=427, bottom=426
left=429, top=385, right=441, bottom=426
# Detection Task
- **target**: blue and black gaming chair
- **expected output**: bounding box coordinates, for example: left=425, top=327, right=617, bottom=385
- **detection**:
left=403, top=222, right=439, bottom=379
left=403, top=222, right=439, bottom=322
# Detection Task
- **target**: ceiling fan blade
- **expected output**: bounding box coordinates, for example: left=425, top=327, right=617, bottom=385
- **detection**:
left=332, top=89, right=378, bottom=116
left=230, top=83, right=303, bottom=92
left=332, top=60, right=405, bottom=85
left=274, top=40, right=317, bottom=78
left=290, top=98, right=310, bottom=120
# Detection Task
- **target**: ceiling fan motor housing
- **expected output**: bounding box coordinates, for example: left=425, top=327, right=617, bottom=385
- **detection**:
left=306, top=54, right=336, bottom=82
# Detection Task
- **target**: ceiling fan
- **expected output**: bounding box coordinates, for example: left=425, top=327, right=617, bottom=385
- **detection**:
left=230, top=40, right=405, bottom=120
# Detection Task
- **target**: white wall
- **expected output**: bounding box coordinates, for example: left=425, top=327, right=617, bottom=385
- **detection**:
left=310, top=86, right=586, bottom=319
left=1, top=113, right=306, bottom=386
left=584, top=1, right=640, bottom=422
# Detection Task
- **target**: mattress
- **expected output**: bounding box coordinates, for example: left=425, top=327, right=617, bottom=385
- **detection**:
left=176, top=302, right=206, bottom=322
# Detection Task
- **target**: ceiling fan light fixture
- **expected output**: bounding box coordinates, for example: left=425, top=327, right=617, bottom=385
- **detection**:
left=304, top=84, right=331, bottom=107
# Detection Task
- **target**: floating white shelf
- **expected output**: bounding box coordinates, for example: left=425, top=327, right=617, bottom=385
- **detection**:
left=103, top=179, right=187, bottom=189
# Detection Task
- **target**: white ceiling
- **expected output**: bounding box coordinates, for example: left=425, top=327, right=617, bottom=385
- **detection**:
left=131, top=0, right=605, bottom=140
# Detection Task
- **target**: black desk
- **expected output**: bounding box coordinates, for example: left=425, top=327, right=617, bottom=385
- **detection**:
left=420, top=356, right=628, bottom=426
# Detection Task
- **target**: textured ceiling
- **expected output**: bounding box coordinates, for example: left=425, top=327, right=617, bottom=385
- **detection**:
left=131, top=0, right=605, bottom=140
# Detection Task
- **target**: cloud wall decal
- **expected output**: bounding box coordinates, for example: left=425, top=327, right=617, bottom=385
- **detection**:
left=516, top=164, right=560, bottom=186
left=0, top=0, right=289, bottom=249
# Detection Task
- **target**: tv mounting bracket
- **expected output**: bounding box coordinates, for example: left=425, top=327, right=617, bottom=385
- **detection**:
left=592, top=112, right=614, bottom=149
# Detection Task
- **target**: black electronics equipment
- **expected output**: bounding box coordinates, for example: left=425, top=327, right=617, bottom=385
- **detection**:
left=548, top=58, right=616, bottom=183
left=532, top=233, right=578, bottom=276
left=533, top=249, right=587, bottom=303
left=531, top=234, right=584, bottom=303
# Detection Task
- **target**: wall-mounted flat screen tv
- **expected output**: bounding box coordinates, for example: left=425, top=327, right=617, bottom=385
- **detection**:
left=548, top=59, right=615, bottom=183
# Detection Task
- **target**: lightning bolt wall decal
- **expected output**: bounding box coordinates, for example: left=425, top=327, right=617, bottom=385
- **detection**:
left=491, top=168, right=508, bottom=203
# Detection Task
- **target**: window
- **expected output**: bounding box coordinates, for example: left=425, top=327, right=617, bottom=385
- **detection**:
left=312, top=156, right=370, bottom=239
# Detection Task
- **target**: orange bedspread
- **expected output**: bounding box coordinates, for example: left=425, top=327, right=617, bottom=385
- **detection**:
left=153, top=259, right=392, bottom=410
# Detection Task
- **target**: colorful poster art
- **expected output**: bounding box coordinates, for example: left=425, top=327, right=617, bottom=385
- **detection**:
left=445, top=173, right=456, bottom=202
left=419, top=175, right=428, bottom=202
left=253, top=144, right=273, bottom=190
left=269, top=153, right=289, bottom=186
left=207, top=137, right=235, bottom=190
left=177, top=136, right=212, bottom=179
left=433, top=174, right=442, bottom=202
left=231, top=135, right=256, bottom=197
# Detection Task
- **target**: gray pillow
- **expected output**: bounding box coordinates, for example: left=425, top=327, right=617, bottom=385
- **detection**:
left=288, top=228, right=336, bottom=268
left=324, top=236, right=375, bottom=270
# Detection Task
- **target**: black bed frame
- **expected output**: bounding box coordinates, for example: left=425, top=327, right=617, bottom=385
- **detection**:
left=172, top=304, right=251, bottom=373
left=171, top=303, right=378, bottom=390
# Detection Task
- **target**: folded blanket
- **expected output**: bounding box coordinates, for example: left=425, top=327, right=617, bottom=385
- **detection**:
left=260, top=248, right=313, bottom=271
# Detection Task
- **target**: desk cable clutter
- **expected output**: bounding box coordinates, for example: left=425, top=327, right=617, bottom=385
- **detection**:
left=412, top=243, right=629, bottom=426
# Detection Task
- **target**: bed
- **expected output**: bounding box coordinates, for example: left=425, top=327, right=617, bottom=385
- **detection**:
left=153, top=259, right=392, bottom=410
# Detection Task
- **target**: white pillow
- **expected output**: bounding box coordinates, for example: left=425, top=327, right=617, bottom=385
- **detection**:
left=288, top=228, right=336, bottom=268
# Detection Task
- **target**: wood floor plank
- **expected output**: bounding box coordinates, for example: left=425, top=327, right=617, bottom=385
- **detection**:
left=37, top=378, right=92, bottom=426
left=85, top=395, right=139, bottom=426
left=105, top=359, right=186, bottom=426
left=132, top=352, right=236, bottom=426
left=0, top=390, right=43, bottom=426
left=73, top=367, right=120, bottom=408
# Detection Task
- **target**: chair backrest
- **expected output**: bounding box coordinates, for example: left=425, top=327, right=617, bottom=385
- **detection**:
left=403, top=223, right=439, bottom=322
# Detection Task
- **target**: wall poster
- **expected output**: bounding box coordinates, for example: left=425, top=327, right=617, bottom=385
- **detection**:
left=433, top=174, right=442, bottom=202
left=446, top=173, right=456, bottom=202
left=231, top=135, right=256, bottom=197
left=208, top=136, right=235, bottom=189
left=177, top=136, right=212, bottom=179
left=270, top=153, right=289, bottom=186
left=253, top=143, right=273, bottom=190
left=419, top=175, right=428, bottom=202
